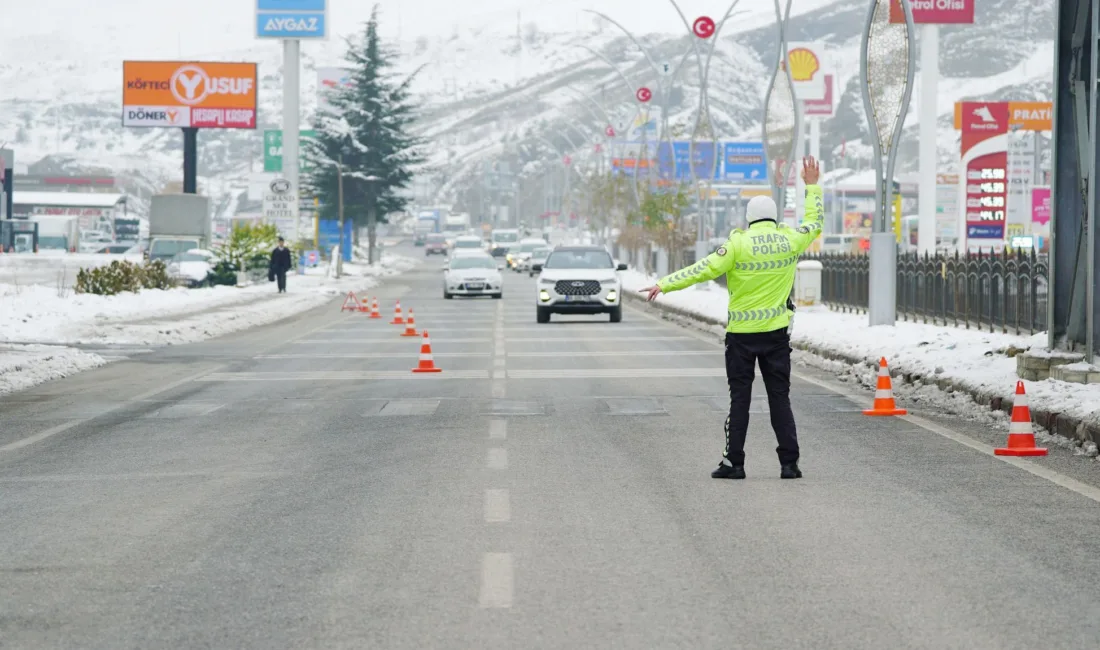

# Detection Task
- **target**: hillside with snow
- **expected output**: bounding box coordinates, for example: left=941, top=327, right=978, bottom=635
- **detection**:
left=0, top=0, right=1053, bottom=216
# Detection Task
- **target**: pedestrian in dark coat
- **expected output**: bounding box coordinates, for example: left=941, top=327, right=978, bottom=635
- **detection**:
left=270, top=237, right=292, bottom=293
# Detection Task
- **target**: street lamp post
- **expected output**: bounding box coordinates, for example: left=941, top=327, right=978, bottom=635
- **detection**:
left=859, top=0, right=917, bottom=326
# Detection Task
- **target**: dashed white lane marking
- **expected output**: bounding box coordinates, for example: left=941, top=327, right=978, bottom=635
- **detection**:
left=493, top=370, right=506, bottom=380
left=489, top=420, right=507, bottom=439
left=494, top=358, right=506, bottom=368
left=479, top=553, right=514, bottom=608
left=484, top=489, right=511, bottom=523
left=293, top=338, right=492, bottom=344
left=256, top=353, right=490, bottom=359
left=505, top=368, right=724, bottom=379
left=196, top=371, right=490, bottom=381
left=491, top=381, right=507, bottom=398
left=487, top=448, right=508, bottom=469
left=505, top=336, right=694, bottom=342
left=506, top=350, right=714, bottom=358
left=494, top=345, right=506, bottom=356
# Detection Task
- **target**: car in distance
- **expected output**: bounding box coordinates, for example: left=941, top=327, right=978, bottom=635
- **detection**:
left=424, top=233, right=448, bottom=256
left=443, top=253, right=504, bottom=299
left=167, top=248, right=216, bottom=288
left=508, top=237, right=551, bottom=272
left=526, top=245, right=552, bottom=277
left=533, top=246, right=628, bottom=323
left=452, top=235, right=485, bottom=254
left=489, top=229, right=520, bottom=257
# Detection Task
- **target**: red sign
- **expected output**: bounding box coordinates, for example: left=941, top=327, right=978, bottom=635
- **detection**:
left=190, top=108, right=257, bottom=128
left=804, top=74, right=834, bottom=117
left=960, top=101, right=1008, bottom=155
left=605, top=125, right=615, bottom=137
left=563, top=155, right=572, bottom=166
left=692, top=16, right=716, bottom=38
left=889, top=0, right=975, bottom=24
left=636, top=87, right=652, bottom=103
left=965, top=151, right=1007, bottom=241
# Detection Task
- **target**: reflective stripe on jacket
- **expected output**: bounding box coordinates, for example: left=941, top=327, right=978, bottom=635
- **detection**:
left=656, top=185, right=824, bottom=333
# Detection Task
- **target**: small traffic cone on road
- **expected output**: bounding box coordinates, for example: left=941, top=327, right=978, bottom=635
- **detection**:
left=401, top=309, right=419, bottom=337
left=863, top=357, right=907, bottom=416
left=340, top=291, right=359, bottom=312
left=412, top=330, right=442, bottom=373
left=391, top=300, right=405, bottom=325
left=995, top=381, right=1048, bottom=456
left=359, top=295, right=371, bottom=313
left=369, top=297, right=382, bottom=319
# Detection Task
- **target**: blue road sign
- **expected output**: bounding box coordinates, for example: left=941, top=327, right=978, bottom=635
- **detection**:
left=256, top=0, right=327, bottom=39
left=656, top=141, right=721, bottom=181
left=318, top=219, right=353, bottom=261
left=722, top=142, right=767, bottom=182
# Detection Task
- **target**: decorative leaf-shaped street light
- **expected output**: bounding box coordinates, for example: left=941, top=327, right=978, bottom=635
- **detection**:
left=860, top=0, right=917, bottom=326
left=762, top=0, right=799, bottom=222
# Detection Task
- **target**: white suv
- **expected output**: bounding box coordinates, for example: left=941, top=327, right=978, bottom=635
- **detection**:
left=533, top=246, right=627, bottom=323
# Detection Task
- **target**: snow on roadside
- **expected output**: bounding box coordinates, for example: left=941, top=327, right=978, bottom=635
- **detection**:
left=0, top=254, right=420, bottom=346
left=0, top=344, right=107, bottom=396
left=620, top=269, right=1100, bottom=449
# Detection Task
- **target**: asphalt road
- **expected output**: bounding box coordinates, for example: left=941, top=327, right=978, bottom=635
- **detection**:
left=2, top=247, right=1100, bottom=649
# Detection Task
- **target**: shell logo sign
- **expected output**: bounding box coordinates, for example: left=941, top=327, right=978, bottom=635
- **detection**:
left=785, top=42, right=828, bottom=101
left=787, top=48, right=820, bottom=83
left=122, top=61, right=258, bottom=129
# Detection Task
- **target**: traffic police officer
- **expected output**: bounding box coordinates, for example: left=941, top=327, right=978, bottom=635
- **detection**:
left=641, top=156, right=822, bottom=480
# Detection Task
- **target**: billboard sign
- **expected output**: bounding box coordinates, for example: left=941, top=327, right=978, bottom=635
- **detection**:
left=722, top=142, right=767, bottom=181
left=964, top=152, right=1008, bottom=241
left=953, top=101, right=1052, bottom=131
left=256, top=0, right=328, bottom=39
left=1031, top=187, right=1051, bottom=237
left=264, top=129, right=317, bottom=172
left=803, top=74, right=835, bottom=117
left=317, top=67, right=353, bottom=114
left=262, top=177, right=299, bottom=225
left=122, top=61, right=257, bottom=129
left=785, top=42, right=827, bottom=101
left=889, top=0, right=975, bottom=24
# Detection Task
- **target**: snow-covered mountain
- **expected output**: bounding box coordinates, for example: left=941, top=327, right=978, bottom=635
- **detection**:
left=0, top=0, right=1053, bottom=216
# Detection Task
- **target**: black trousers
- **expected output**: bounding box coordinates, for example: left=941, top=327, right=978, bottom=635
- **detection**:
left=276, top=271, right=287, bottom=292
left=723, top=328, right=799, bottom=465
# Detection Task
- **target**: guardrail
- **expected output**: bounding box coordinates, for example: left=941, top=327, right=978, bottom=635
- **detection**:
left=804, top=250, right=1049, bottom=335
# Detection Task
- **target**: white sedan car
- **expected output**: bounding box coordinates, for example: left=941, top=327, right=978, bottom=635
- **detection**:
left=443, top=253, right=504, bottom=299
left=167, top=248, right=216, bottom=288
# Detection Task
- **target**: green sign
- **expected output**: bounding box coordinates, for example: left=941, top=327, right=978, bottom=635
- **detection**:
left=263, top=129, right=317, bottom=173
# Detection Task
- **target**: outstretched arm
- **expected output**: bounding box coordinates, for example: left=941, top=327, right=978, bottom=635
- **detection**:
left=640, top=241, right=737, bottom=301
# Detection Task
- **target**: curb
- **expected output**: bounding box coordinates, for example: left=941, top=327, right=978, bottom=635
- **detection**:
left=623, top=290, right=1100, bottom=447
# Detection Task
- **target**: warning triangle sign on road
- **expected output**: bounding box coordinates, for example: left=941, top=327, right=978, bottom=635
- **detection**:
left=340, top=291, right=360, bottom=312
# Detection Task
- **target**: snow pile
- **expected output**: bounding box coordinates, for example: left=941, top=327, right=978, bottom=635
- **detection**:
left=0, top=344, right=107, bottom=396
left=620, top=269, right=1100, bottom=438
left=0, top=254, right=420, bottom=346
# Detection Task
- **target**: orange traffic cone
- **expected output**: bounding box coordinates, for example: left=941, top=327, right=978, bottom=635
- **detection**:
left=401, top=309, right=419, bottom=336
left=340, top=291, right=359, bottom=312
left=391, top=300, right=405, bottom=325
left=359, top=295, right=371, bottom=313
left=369, top=297, right=381, bottom=319
left=411, top=330, right=442, bottom=373
left=995, top=381, right=1047, bottom=456
left=863, top=357, right=907, bottom=416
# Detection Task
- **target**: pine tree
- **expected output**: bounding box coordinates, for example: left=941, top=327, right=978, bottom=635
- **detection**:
left=303, top=5, right=423, bottom=264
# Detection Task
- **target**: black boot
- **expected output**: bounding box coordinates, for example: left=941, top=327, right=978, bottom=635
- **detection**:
left=780, top=463, right=802, bottom=479
left=712, top=461, right=746, bottom=480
